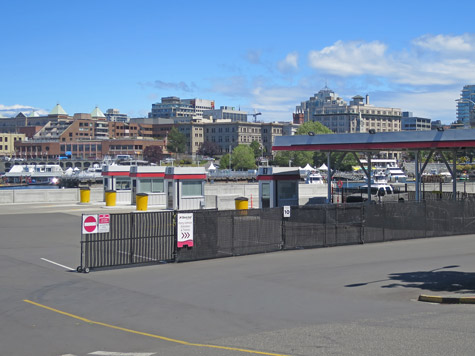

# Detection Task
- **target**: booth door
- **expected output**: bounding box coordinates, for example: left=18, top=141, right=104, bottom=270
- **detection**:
left=261, top=182, right=270, bottom=208
left=167, top=181, right=173, bottom=209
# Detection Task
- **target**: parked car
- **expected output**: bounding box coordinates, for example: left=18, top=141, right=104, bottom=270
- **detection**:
left=346, top=184, right=408, bottom=203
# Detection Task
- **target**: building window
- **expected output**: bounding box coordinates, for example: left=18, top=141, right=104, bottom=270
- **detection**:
left=181, top=181, right=202, bottom=196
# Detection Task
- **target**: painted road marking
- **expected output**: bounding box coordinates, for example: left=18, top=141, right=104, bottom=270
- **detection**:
left=89, top=352, right=155, bottom=356
left=41, top=258, right=75, bottom=271
left=24, top=300, right=290, bottom=356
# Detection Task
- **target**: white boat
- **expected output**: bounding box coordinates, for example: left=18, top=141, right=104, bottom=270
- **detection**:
left=3, top=164, right=64, bottom=185
left=360, top=159, right=407, bottom=183
left=372, top=169, right=388, bottom=184
left=73, top=164, right=103, bottom=181
left=306, top=171, right=324, bottom=184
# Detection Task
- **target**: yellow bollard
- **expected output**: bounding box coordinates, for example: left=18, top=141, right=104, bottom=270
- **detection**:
left=105, top=190, right=117, bottom=207
left=79, top=187, right=91, bottom=204
left=136, top=193, right=148, bottom=211
left=235, top=197, right=249, bottom=210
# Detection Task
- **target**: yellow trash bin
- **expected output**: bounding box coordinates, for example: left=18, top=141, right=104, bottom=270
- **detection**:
left=136, top=193, right=148, bottom=211
left=105, top=190, right=117, bottom=207
left=235, top=197, right=249, bottom=210
left=80, top=187, right=91, bottom=204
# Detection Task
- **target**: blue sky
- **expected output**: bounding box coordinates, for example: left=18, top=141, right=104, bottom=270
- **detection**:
left=2, top=0, right=475, bottom=124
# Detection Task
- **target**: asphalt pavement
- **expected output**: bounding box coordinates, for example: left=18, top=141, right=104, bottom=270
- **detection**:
left=1, top=202, right=475, bottom=356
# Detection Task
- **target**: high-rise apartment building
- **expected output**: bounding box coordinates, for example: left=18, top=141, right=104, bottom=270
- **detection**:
left=295, top=87, right=402, bottom=133
left=456, top=85, right=475, bottom=126
left=105, top=108, right=129, bottom=123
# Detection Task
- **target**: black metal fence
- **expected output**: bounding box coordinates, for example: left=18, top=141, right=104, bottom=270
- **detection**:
left=79, top=200, right=475, bottom=271
left=79, top=211, right=175, bottom=271
left=176, top=209, right=283, bottom=263
left=175, top=200, right=475, bottom=263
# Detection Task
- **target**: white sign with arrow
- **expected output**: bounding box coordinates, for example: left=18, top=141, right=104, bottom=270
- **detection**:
left=177, top=213, right=194, bottom=248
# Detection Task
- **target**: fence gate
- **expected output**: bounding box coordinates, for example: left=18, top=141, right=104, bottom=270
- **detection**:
left=79, top=211, right=175, bottom=272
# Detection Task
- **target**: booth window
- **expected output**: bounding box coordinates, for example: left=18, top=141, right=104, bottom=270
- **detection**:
left=116, top=177, right=131, bottom=190
left=277, top=181, right=298, bottom=200
left=139, top=179, right=164, bottom=193
left=181, top=181, right=203, bottom=196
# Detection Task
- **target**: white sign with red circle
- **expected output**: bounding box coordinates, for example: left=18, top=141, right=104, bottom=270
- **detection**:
left=82, top=214, right=98, bottom=234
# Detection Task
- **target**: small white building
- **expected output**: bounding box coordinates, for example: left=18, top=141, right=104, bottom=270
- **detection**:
left=257, top=167, right=300, bottom=208
left=165, top=167, right=206, bottom=210
left=130, top=166, right=166, bottom=207
left=102, top=165, right=131, bottom=204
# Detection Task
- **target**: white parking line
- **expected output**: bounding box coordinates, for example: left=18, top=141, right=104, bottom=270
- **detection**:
left=41, top=258, right=75, bottom=271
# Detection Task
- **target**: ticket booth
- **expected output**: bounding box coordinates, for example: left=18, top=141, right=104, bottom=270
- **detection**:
left=102, top=165, right=132, bottom=204
left=257, top=167, right=300, bottom=208
left=165, top=167, right=206, bottom=210
left=130, top=166, right=166, bottom=207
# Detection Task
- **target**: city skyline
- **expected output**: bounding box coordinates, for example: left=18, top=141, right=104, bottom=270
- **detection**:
left=1, top=0, right=475, bottom=124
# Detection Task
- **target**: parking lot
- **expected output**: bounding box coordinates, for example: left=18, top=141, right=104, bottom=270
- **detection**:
left=2, top=202, right=475, bottom=355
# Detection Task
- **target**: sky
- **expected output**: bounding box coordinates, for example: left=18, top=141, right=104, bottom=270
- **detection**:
left=1, top=0, right=475, bottom=124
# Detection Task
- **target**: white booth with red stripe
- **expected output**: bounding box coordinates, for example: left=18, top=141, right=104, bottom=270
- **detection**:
left=257, top=167, right=300, bottom=208
left=130, top=166, right=167, bottom=207
left=102, top=165, right=132, bottom=204
left=165, top=167, right=206, bottom=210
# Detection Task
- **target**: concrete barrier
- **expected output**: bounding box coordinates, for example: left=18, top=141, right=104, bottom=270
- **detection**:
left=0, top=188, right=79, bottom=204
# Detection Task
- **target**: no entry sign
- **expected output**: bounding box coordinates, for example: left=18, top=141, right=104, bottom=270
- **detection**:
left=82, top=214, right=98, bottom=234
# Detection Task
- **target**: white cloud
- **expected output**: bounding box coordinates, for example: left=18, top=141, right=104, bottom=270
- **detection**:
left=413, top=34, right=475, bottom=53
left=308, top=40, right=392, bottom=76
left=140, top=80, right=196, bottom=93
left=0, top=104, right=48, bottom=117
left=277, top=52, right=299, bottom=74
left=375, top=89, right=459, bottom=123
left=308, top=35, right=475, bottom=86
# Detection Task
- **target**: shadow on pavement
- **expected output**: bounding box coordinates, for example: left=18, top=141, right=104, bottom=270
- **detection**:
left=346, top=265, right=475, bottom=294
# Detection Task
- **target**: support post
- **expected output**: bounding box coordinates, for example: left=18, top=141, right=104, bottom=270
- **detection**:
left=327, top=152, right=332, bottom=204
left=415, top=151, right=420, bottom=202
left=452, top=149, right=457, bottom=201
left=366, top=153, right=372, bottom=203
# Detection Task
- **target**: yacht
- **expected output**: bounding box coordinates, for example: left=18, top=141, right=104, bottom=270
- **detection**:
left=306, top=171, right=324, bottom=184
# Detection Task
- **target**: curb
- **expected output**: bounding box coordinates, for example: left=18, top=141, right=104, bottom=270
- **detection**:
left=418, top=294, right=475, bottom=304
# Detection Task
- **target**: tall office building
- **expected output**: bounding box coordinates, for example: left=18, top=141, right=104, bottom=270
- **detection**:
left=295, top=87, right=401, bottom=133
left=456, top=85, right=475, bottom=126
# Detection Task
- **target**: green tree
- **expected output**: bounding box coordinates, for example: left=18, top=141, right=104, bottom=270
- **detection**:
left=250, top=140, right=262, bottom=158
left=219, top=154, right=230, bottom=169
left=295, top=121, right=332, bottom=135
left=273, top=121, right=332, bottom=167
left=166, top=127, right=187, bottom=155
left=231, top=145, right=256, bottom=170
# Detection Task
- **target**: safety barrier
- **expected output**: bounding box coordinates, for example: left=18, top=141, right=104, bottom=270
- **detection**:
left=79, top=211, right=175, bottom=271
left=79, top=200, right=475, bottom=271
